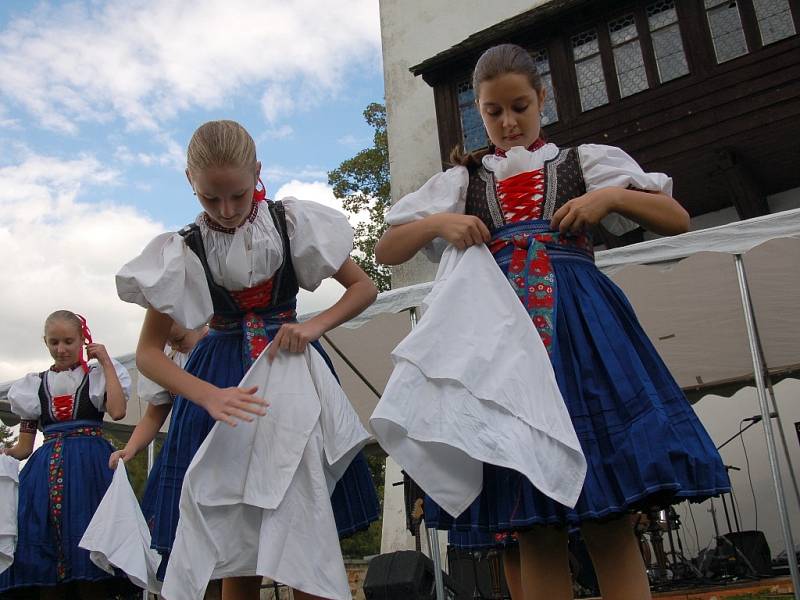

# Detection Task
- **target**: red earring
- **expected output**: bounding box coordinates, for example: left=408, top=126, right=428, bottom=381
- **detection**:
left=253, top=178, right=267, bottom=202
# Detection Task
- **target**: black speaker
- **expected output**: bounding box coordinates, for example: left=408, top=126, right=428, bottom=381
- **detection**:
left=719, top=530, right=772, bottom=576
left=363, top=550, right=468, bottom=600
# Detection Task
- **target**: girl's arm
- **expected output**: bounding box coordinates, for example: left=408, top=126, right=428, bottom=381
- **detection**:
left=2, top=430, right=35, bottom=461
left=551, top=187, right=690, bottom=236
left=375, top=214, right=491, bottom=266
left=109, top=402, right=170, bottom=468
left=267, top=258, right=378, bottom=360
left=138, top=308, right=268, bottom=427
left=86, top=343, right=127, bottom=421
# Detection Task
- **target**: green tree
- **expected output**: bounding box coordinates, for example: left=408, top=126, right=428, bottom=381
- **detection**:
left=328, top=103, right=392, bottom=292
left=0, top=421, right=16, bottom=449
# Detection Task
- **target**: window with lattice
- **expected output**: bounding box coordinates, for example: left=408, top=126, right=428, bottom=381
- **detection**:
left=572, top=29, right=609, bottom=111
left=609, top=14, right=649, bottom=97
left=530, top=48, right=559, bottom=125
left=705, top=0, right=749, bottom=63
left=457, top=81, right=486, bottom=152
left=647, top=0, right=690, bottom=82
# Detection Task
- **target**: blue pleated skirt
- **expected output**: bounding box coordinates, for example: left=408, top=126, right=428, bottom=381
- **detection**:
left=0, top=421, right=123, bottom=592
left=426, top=242, right=730, bottom=538
left=141, top=328, right=380, bottom=568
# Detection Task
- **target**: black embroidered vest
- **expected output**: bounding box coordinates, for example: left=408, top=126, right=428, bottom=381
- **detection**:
left=37, top=370, right=102, bottom=428
left=178, top=200, right=299, bottom=319
left=465, top=147, right=587, bottom=233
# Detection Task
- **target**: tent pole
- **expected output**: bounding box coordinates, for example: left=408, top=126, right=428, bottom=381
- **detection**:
left=745, top=293, right=800, bottom=512
left=409, top=307, right=445, bottom=600
left=766, top=380, right=800, bottom=511
left=734, top=255, right=799, bottom=596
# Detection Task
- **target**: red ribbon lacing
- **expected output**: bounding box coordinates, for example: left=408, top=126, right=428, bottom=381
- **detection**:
left=496, top=169, right=546, bottom=222
left=229, top=278, right=275, bottom=311
left=52, top=395, right=75, bottom=422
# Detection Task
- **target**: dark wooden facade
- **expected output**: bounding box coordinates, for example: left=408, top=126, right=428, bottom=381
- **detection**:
left=412, top=0, right=800, bottom=224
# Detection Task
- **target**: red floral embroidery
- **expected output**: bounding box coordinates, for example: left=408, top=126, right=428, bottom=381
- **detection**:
left=43, top=426, right=103, bottom=581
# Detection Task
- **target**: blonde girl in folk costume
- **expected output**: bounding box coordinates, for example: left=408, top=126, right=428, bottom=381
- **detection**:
left=0, top=310, right=130, bottom=598
left=116, top=120, right=380, bottom=599
left=374, top=44, right=729, bottom=600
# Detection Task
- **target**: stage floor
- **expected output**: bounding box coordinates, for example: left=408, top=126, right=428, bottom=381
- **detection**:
left=586, top=576, right=794, bottom=599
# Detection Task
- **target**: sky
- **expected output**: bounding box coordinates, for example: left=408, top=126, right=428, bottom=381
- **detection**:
left=0, top=0, right=385, bottom=381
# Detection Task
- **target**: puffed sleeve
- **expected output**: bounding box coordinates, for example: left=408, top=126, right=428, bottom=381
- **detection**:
left=579, top=144, right=674, bottom=236
left=88, top=359, right=132, bottom=412
left=116, top=233, right=213, bottom=329
left=138, top=351, right=188, bottom=406
left=7, top=373, right=42, bottom=420
left=384, top=166, right=469, bottom=262
left=281, top=197, right=355, bottom=291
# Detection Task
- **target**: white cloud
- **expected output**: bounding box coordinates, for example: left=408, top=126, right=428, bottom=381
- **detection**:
left=0, top=0, right=382, bottom=133
left=274, top=179, right=370, bottom=228
left=258, top=124, right=295, bottom=141
left=0, top=153, right=166, bottom=381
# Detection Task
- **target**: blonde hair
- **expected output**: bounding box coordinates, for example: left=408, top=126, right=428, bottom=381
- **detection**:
left=186, top=120, right=257, bottom=174
left=44, top=310, right=83, bottom=338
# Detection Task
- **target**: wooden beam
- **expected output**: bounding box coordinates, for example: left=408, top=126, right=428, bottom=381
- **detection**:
left=713, top=149, right=770, bottom=220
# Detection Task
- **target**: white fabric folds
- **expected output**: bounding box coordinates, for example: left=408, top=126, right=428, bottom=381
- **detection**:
left=371, top=245, right=587, bottom=517
left=0, top=455, right=19, bottom=575
left=161, top=347, right=370, bottom=600
left=79, top=461, right=162, bottom=593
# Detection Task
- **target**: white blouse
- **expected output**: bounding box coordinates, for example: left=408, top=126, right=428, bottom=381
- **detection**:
left=0, top=455, right=18, bottom=575
left=116, top=198, right=354, bottom=329
left=385, top=143, right=673, bottom=261
left=7, top=360, right=131, bottom=421
left=137, top=350, right=189, bottom=406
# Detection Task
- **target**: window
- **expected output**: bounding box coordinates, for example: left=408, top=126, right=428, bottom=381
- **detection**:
left=457, top=81, right=486, bottom=152
left=752, top=0, right=796, bottom=45
left=647, top=0, right=689, bottom=82
left=572, top=29, right=609, bottom=111
left=609, top=14, right=649, bottom=97
left=531, top=48, right=559, bottom=125
left=705, top=0, right=749, bottom=63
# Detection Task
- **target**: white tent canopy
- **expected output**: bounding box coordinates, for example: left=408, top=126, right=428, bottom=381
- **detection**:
left=310, top=208, right=800, bottom=423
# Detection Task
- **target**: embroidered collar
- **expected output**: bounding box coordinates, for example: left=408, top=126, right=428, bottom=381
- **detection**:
left=50, top=362, right=82, bottom=373
left=495, top=138, right=546, bottom=157
left=203, top=201, right=261, bottom=235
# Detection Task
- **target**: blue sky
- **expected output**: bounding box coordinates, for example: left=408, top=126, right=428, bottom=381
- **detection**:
left=0, top=0, right=385, bottom=379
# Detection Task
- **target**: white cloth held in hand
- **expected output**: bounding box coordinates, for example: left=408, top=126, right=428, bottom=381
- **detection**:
left=79, top=461, right=162, bottom=593
left=161, top=347, right=370, bottom=600
left=371, top=244, right=587, bottom=517
left=0, top=455, right=19, bottom=575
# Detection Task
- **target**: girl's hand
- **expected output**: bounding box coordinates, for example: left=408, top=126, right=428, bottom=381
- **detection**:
left=267, top=322, right=325, bottom=362
left=200, top=386, right=268, bottom=427
left=86, top=342, right=112, bottom=365
left=551, top=188, right=618, bottom=233
left=109, top=448, right=137, bottom=469
left=2, top=446, right=23, bottom=460
left=432, top=214, right=491, bottom=250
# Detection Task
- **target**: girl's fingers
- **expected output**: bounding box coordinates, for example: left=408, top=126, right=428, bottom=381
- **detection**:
left=227, top=408, right=254, bottom=423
